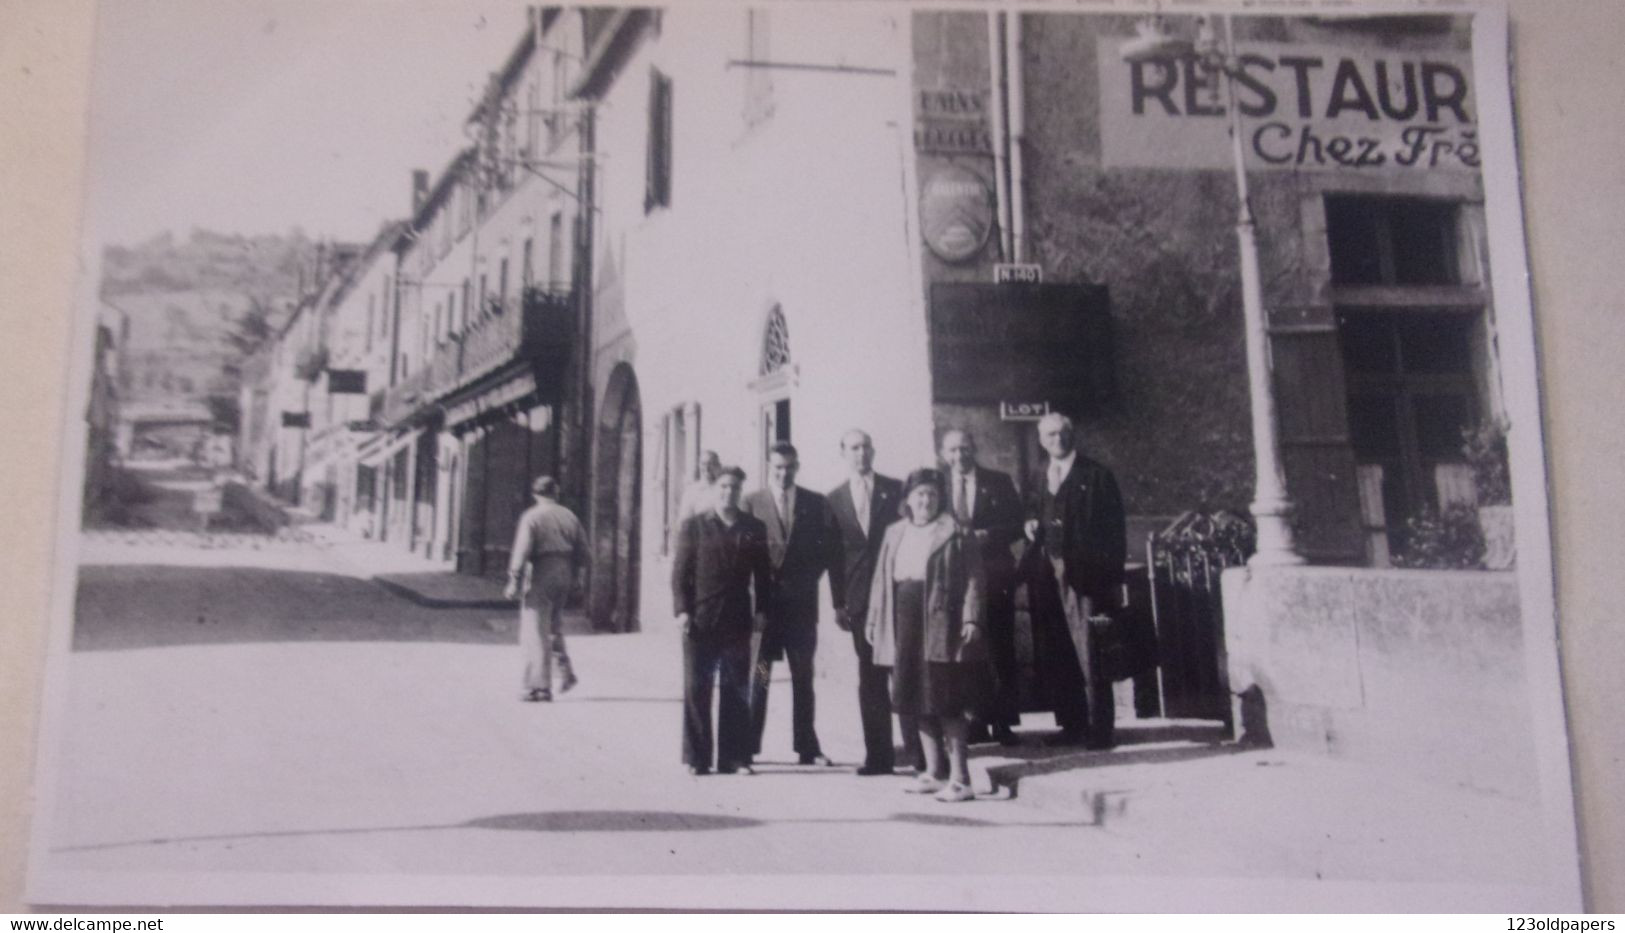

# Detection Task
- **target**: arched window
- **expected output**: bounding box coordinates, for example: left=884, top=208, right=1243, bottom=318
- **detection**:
left=760, top=306, right=790, bottom=376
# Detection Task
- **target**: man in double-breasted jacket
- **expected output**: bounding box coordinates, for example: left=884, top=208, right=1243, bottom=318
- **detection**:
left=1023, top=412, right=1127, bottom=749
left=742, top=441, right=841, bottom=766
left=672, top=465, right=771, bottom=775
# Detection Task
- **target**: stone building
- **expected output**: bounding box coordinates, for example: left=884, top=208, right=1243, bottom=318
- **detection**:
left=554, top=7, right=1503, bottom=633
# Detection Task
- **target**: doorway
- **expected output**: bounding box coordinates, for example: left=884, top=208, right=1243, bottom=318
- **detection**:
left=593, top=363, right=642, bottom=632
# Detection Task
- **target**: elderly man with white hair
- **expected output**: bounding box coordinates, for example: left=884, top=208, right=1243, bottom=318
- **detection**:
left=1022, top=412, right=1127, bottom=749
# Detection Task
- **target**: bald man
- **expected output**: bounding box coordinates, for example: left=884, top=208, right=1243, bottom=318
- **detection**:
left=827, top=429, right=923, bottom=775
left=940, top=428, right=1024, bottom=745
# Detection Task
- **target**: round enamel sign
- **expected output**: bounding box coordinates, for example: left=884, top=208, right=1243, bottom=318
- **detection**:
left=919, top=165, right=994, bottom=264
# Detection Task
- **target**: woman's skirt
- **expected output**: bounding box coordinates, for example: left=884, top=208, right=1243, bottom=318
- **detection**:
left=890, top=579, right=973, bottom=719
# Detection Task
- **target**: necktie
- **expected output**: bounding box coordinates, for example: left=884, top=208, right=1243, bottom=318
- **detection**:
left=1048, top=462, right=1065, bottom=495
left=855, top=478, right=870, bottom=537
left=955, top=474, right=971, bottom=524
left=776, top=490, right=790, bottom=535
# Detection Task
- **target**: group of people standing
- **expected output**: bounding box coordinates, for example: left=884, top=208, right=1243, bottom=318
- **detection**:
left=668, top=412, right=1127, bottom=803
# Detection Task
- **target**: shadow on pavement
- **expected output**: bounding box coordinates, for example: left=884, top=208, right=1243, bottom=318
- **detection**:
left=55, top=806, right=1090, bottom=853
left=467, top=811, right=759, bottom=832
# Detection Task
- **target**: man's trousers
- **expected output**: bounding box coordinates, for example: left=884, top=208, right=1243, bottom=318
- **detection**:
left=750, top=638, right=822, bottom=760
left=520, top=556, right=575, bottom=693
left=682, top=632, right=754, bottom=769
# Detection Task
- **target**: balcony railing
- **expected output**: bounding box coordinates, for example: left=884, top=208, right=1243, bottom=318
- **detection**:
left=377, top=286, right=574, bottom=428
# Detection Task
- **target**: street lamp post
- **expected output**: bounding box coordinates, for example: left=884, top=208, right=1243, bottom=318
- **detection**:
left=1122, top=15, right=1305, bottom=567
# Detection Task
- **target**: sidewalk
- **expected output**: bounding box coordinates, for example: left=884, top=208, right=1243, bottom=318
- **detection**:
left=308, top=522, right=606, bottom=633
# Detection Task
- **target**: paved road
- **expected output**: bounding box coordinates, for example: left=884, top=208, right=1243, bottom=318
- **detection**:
left=29, top=540, right=1555, bottom=909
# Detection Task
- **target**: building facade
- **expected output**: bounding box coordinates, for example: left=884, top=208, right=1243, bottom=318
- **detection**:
left=562, top=7, right=1502, bottom=633
left=250, top=7, right=1505, bottom=639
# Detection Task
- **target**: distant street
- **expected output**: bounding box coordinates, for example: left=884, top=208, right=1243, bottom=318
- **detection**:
left=32, top=533, right=1552, bottom=909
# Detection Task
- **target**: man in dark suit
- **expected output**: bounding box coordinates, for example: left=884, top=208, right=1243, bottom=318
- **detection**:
left=939, top=429, right=1025, bottom=746
left=1023, top=412, right=1127, bottom=749
left=742, top=441, right=839, bottom=766
left=671, top=465, right=771, bottom=776
left=827, top=429, right=924, bottom=776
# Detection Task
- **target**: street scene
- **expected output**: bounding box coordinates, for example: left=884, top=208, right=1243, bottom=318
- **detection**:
left=34, top=0, right=1580, bottom=910
left=45, top=471, right=1543, bottom=903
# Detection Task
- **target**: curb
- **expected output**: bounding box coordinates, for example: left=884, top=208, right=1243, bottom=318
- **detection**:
left=982, top=741, right=1261, bottom=822
left=371, top=575, right=519, bottom=611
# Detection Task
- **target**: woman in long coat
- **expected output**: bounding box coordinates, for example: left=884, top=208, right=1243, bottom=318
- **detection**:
left=865, top=468, right=986, bottom=802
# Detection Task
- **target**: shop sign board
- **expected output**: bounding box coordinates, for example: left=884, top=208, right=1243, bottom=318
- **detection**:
left=928, top=283, right=1113, bottom=405
left=999, top=400, right=1051, bottom=421
left=1098, top=38, right=1479, bottom=172
left=994, top=263, right=1043, bottom=284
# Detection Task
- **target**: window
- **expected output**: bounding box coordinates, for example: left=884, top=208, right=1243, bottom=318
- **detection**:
left=1326, top=195, right=1462, bottom=286
left=743, top=10, right=775, bottom=128
left=498, top=258, right=509, bottom=307
left=658, top=402, right=703, bottom=555
left=1327, top=195, right=1488, bottom=564
left=760, top=305, right=790, bottom=376
left=461, top=279, right=472, bottom=331
left=522, top=238, right=534, bottom=287
left=1341, top=310, right=1479, bottom=548
left=446, top=291, right=456, bottom=339
left=645, top=69, right=673, bottom=212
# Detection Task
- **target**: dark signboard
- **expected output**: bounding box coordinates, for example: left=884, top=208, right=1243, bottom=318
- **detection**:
left=281, top=411, right=311, bottom=429
left=328, top=369, right=368, bottom=394
left=928, top=283, right=1113, bottom=406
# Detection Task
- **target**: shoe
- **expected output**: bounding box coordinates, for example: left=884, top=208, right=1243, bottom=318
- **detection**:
left=993, top=726, right=1020, bottom=747
left=799, top=753, right=834, bottom=767
left=1043, top=730, right=1085, bottom=747
left=559, top=670, right=579, bottom=694
left=521, top=689, right=551, bottom=702
left=903, top=774, right=945, bottom=794
left=855, top=763, right=893, bottom=777
left=934, top=781, right=975, bottom=803
left=718, top=763, right=755, bottom=776
left=686, top=764, right=710, bottom=776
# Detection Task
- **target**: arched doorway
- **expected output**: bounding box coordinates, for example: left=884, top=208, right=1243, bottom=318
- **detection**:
left=592, top=363, right=642, bottom=632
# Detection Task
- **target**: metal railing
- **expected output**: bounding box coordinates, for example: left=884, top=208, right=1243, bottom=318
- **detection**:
left=1146, top=510, right=1255, bottom=723
left=376, top=286, right=574, bottom=428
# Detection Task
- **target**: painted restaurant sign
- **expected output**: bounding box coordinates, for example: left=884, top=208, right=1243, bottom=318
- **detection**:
left=1097, top=39, right=1479, bottom=172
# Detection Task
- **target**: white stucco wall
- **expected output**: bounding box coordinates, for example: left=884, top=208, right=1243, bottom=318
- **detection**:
left=585, top=8, right=934, bottom=627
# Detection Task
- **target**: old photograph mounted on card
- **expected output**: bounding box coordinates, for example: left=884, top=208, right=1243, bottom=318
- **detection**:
left=28, top=0, right=1581, bottom=910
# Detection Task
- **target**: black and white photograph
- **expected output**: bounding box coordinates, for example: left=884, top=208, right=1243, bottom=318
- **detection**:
left=20, top=0, right=1586, bottom=910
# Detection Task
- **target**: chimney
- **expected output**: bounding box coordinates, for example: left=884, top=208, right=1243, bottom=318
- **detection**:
left=412, top=170, right=431, bottom=213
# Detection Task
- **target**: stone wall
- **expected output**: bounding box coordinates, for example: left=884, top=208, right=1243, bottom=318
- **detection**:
left=1222, top=564, right=1537, bottom=798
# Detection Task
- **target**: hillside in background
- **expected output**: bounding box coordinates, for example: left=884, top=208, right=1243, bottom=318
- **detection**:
left=99, top=229, right=318, bottom=410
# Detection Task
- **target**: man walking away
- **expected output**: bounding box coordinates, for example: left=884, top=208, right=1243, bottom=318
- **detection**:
left=505, top=476, right=588, bottom=702
left=672, top=465, right=771, bottom=775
